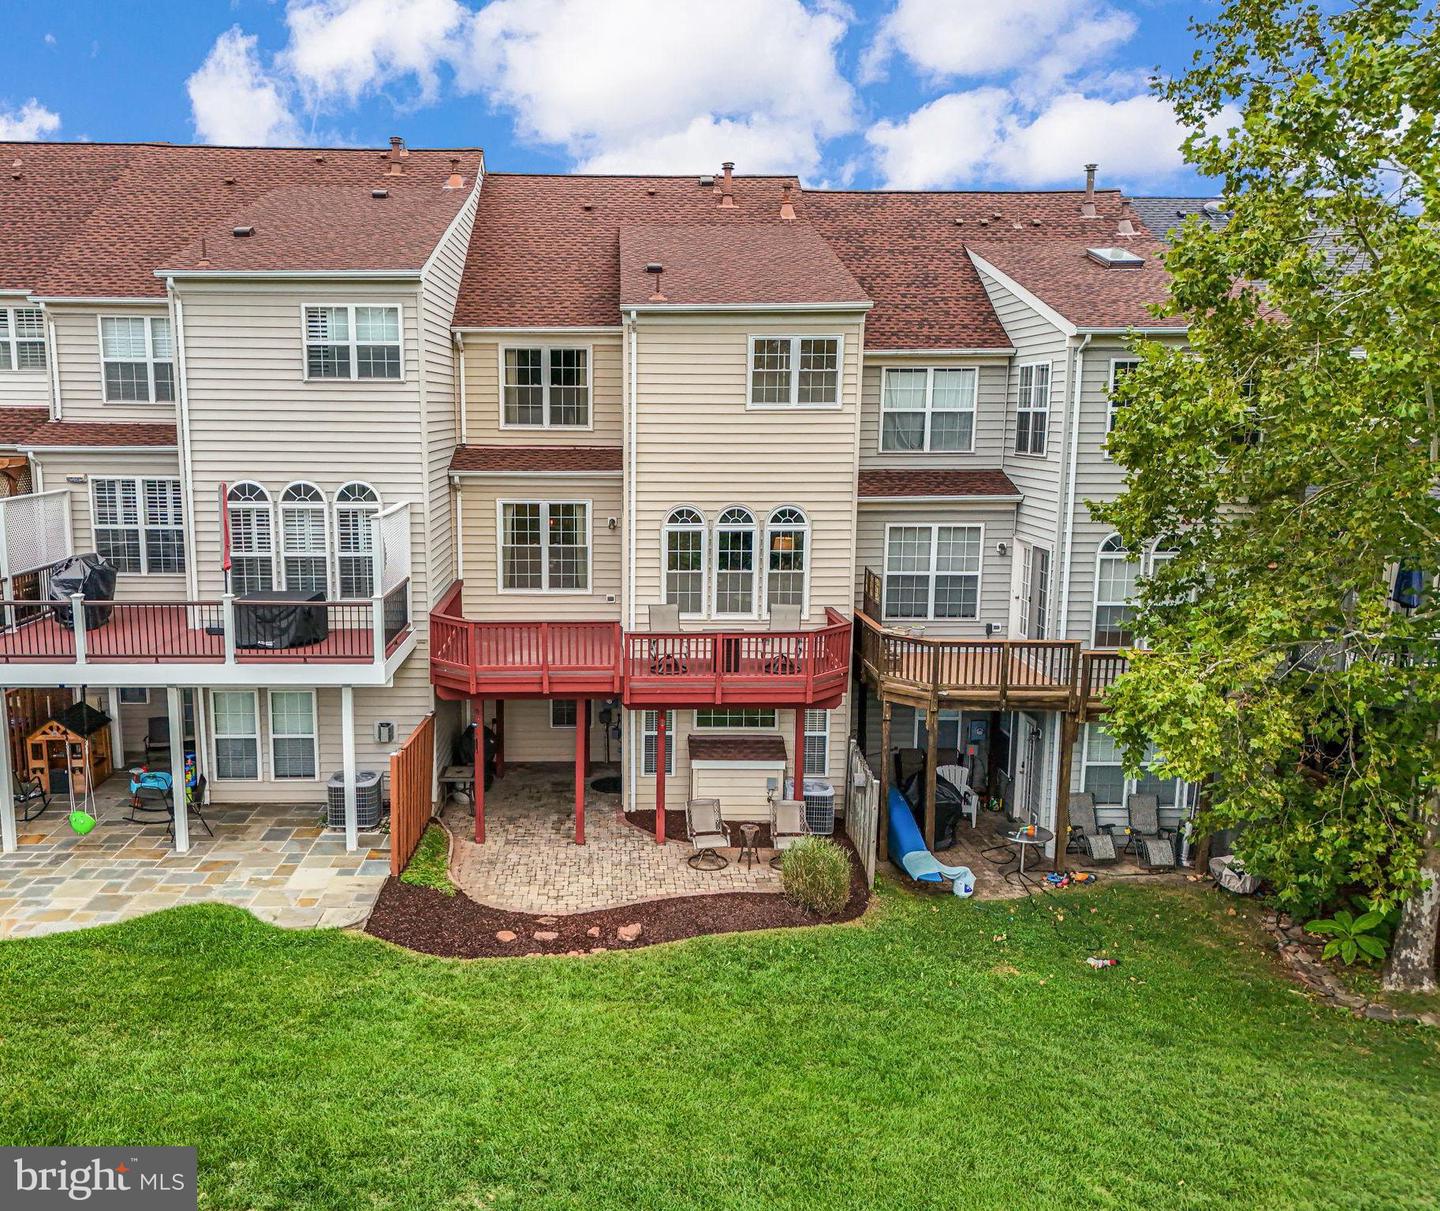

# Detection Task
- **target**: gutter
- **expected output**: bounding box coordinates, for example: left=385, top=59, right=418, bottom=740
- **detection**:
left=18, top=444, right=179, bottom=454
left=623, top=301, right=874, bottom=315
left=858, top=494, right=1023, bottom=505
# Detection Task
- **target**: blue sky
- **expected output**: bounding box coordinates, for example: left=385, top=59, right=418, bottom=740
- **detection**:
left=0, top=0, right=1223, bottom=194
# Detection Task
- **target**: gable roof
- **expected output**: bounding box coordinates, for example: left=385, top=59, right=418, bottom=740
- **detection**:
left=1, top=142, right=480, bottom=298
left=617, top=223, right=867, bottom=309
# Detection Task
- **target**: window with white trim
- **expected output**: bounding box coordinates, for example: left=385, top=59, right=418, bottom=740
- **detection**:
left=91, top=477, right=185, bottom=574
left=551, top=699, right=577, bottom=728
left=748, top=336, right=841, bottom=406
left=1107, top=358, right=1140, bottom=433
left=915, top=708, right=963, bottom=754
left=100, top=315, right=173, bottom=402
left=0, top=306, right=45, bottom=371
left=1083, top=722, right=1193, bottom=819
left=880, top=367, right=977, bottom=452
left=765, top=506, right=808, bottom=611
left=1014, top=361, right=1050, bottom=455
left=269, top=690, right=317, bottom=779
left=883, top=524, right=982, bottom=620
left=304, top=305, right=401, bottom=379
left=226, top=482, right=275, bottom=594
left=280, top=483, right=329, bottom=596
left=1093, top=534, right=1139, bottom=647
left=334, top=482, right=380, bottom=598
left=695, top=708, right=776, bottom=729
left=641, top=709, right=675, bottom=776
left=804, top=709, right=829, bottom=776
left=501, top=346, right=590, bottom=427
left=212, top=690, right=260, bottom=780
left=663, top=507, right=706, bottom=615
left=500, top=501, right=589, bottom=592
left=118, top=687, right=149, bottom=705
left=713, top=506, right=756, bottom=615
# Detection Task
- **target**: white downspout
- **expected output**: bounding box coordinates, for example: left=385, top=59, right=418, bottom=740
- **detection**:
left=625, top=308, right=639, bottom=814
left=1056, top=333, right=1091, bottom=640
left=455, top=332, right=468, bottom=446
left=169, top=283, right=201, bottom=601
left=45, top=315, right=62, bottom=421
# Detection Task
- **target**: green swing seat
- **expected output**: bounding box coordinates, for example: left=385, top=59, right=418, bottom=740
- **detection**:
left=68, top=809, right=97, bottom=835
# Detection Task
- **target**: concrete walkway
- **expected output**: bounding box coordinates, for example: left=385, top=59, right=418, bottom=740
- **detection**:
left=0, top=777, right=388, bottom=937
left=445, top=763, right=782, bottom=914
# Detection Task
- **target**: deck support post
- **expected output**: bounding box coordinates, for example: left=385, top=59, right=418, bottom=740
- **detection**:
left=473, top=697, right=486, bottom=843
left=655, top=709, right=667, bottom=845
left=923, top=697, right=939, bottom=851
left=494, top=699, right=505, bottom=780
left=793, top=708, right=807, bottom=793
left=878, top=697, right=892, bottom=863
left=106, top=687, right=124, bottom=768
left=574, top=698, right=587, bottom=845
left=341, top=685, right=358, bottom=853
left=167, top=686, right=188, bottom=853
left=1053, top=712, right=1079, bottom=870
left=0, top=686, right=15, bottom=854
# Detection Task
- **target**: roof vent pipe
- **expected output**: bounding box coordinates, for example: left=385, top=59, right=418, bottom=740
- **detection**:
left=779, top=181, right=796, bottom=221
left=719, top=161, right=736, bottom=208
left=444, top=157, right=464, bottom=189
left=645, top=262, right=666, bottom=302
left=390, top=135, right=409, bottom=159
left=1117, top=198, right=1136, bottom=236
left=1082, top=163, right=1098, bottom=217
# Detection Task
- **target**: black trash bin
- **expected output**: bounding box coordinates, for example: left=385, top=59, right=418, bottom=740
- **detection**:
left=48, top=553, right=118, bottom=630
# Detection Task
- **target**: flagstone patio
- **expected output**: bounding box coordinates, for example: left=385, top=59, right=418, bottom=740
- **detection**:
left=0, top=775, right=389, bottom=938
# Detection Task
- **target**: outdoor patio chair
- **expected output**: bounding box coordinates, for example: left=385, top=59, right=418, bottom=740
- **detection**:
left=763, top=603, right=803, bottom=674
left=13, top=772, right=50, bottom=822
left=143, top=715, right=170, bottom=763
left=768, top=604, right=802, bottom=630
left=769, top=797, right=810, bottom=868
left=1065, top=792, right=1117, bottom=863
left=935, top=762, right=980, bottom=829
left=1120, top=792, right=1175, bottom=868
left=166, top=774, right=214, bottom=841
left=647, top=603, right=687, bottom=676
left=685, top=797, right=728, bottom=870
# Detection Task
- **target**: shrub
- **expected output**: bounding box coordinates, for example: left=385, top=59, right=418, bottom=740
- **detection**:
left=781, top=837, right=851, bottom=918
left=1306, top=908, right=1389, bottom=966
left=400, top=824, right=455, bottom=896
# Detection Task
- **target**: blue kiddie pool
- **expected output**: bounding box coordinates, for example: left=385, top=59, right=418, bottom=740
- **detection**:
left=889, top=788, right=975, bottom=897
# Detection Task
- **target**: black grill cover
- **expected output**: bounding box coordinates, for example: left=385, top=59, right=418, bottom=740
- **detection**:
left=233, top=590, right=329, bottom=650
left=48, top=553, right=118, bottom=629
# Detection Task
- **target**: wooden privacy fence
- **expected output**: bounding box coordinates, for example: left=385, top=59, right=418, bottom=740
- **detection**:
left=846, top=739, right=880, bottom=888
left=389, top=712, right=435, bottom=876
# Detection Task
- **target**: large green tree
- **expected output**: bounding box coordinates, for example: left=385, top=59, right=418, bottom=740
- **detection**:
left=1100, top=0, right=1440, bottom=991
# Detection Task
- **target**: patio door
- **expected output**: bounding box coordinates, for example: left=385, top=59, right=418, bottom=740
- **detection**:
left=1011, top=712, right=1044, bottom=823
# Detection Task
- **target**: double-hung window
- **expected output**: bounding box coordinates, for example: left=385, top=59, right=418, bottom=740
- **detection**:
left=269, top=690, right=317, bottom=779
left=499, top=501, right=589, bottom=592
left=0, top=306, right=45, bottom=371
left=91, top=477, right=185, bottom=574
left=1107, top=358, right=1140, bottom=435
left=880, top=367, right=977, bottom=452
left=280, top=483, right=329, bottom=595
left=212, top=690, right=260, bottom=780
left=1014, top=362, right=1051, bottom=455
left=227, top=482, right=275, bottom=593
left=663, top=507, right=706, bottom=615
left=501, top=346, right=590, bottom=427
left=748, top=335, right=841, bottom=407
left=882, top=524, right=982, bottom=620
left=713, top=507, right=757, bottom=615
left=641, top=709, right=675, bottom=776
left=304, top=305, right=402, bottom=380
left=334, top=483, right=380, bottom=597
left=764, top=506, right=808, bottom=611
left=1083, top=723, right=1193, bottom=823
left=1093, top=534, right=1140, bottom=647
left=804, top=709, right=829, bottom=776
left=100, top=315, right=174, bottom=402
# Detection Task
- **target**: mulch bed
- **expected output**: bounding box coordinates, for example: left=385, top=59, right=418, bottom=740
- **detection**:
left=364, top=830, right=870, bottom=960
left=623, top=809, right=775, bottom=847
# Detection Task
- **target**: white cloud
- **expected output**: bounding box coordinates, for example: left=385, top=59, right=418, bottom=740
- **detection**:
left=863, top=0, right=1136, bottom=90
left=0, top=99, right=61, bottom=140
left=187, top=26, right=302, bottom=145
left=869, top=88, right=1232, bottom=190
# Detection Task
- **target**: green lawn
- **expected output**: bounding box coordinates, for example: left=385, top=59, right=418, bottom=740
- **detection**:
left=1, top=883, right=1436, bottom=1210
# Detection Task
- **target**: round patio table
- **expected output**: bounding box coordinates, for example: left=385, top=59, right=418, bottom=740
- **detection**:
left=1003, top=824, right=1054, bottom=879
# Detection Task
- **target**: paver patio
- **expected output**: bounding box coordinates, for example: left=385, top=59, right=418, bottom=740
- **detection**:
left=444, top=763, right=783, bottom=914
left=0, top=774, right=388, bottom=937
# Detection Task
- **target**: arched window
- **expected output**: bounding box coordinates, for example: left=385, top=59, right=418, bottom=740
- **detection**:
left=226, top=482, right=274, bottom=594
left=765, top=506, right=809, bottom=613
left=662, top=507, right=706, bottom=615
left=1093, top=534, right=1140, bottom=647
left=280, top=482, right=328, bottom=595
left=713, top=507, right=757, bottom=616
left=335, top=482, right=380, bottom=597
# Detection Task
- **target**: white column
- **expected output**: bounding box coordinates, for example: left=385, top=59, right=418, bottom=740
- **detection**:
left=341, top=685, right=358, bottom=852
left=106, top=687, right=124, bottom=768
left=167, top=686, right=189, bottom=853
left=0, top=687, right=16, bottom=854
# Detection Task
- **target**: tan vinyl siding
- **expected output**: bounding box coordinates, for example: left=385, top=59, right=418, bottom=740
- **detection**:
left=627, top=312, right=865, bottom=625
left=49, top=304, right=179, bottom=423
left=478, top=697, right=610, bottom=764
left=461, top=332, right=623, bottom=446
left=859, top=356, right=1010, bottom=467
left=854, top=502, right=1016, bottom=637
left=456, top=472, right=622, bottom=620
left=31, top=448, right=187, bottom=602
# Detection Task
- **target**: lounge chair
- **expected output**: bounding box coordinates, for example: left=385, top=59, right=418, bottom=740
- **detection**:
left=769, top=797, right=809, bottom=867
left=1065, top=792, right=1117, bottom=863
left=1120, top=792, right=1175, bottom=868
left=13, top=772, right=50, bottom=822
left=685, top=797, right=728, bottom=870
left=646, top=603, right=686, bottom=676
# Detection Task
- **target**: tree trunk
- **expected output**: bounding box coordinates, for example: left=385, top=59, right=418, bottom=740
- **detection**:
left=1382, top=798, right=1439, bottom=995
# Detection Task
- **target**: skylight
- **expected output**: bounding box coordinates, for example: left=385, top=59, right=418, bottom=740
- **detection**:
left=1086, top=247, right=1145, bottom=270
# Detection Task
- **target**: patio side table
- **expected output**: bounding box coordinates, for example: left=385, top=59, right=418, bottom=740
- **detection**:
left=1004, top=824, right=1054, bottom=882
left=737, top=823, right=760, bottom=871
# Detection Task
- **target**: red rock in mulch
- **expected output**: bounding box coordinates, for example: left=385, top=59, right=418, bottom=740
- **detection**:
left=365, top=832, right=870, bottom=960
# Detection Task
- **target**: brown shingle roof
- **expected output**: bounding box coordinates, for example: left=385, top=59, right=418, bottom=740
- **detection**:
left=687, top=734, right=788, bottom=763
left=0, top=406, right=51, bottom=448
left=449, top=445, right=622, bottom=473
left=18, top=420, right=177, bottom=448
left=2, top=142, right=480, bottom=298
left=617, top=223, right=867, bottom=308
left=966, top=237, right=1180, bottom=329
left=858, top=469, right=1020, bottom=499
